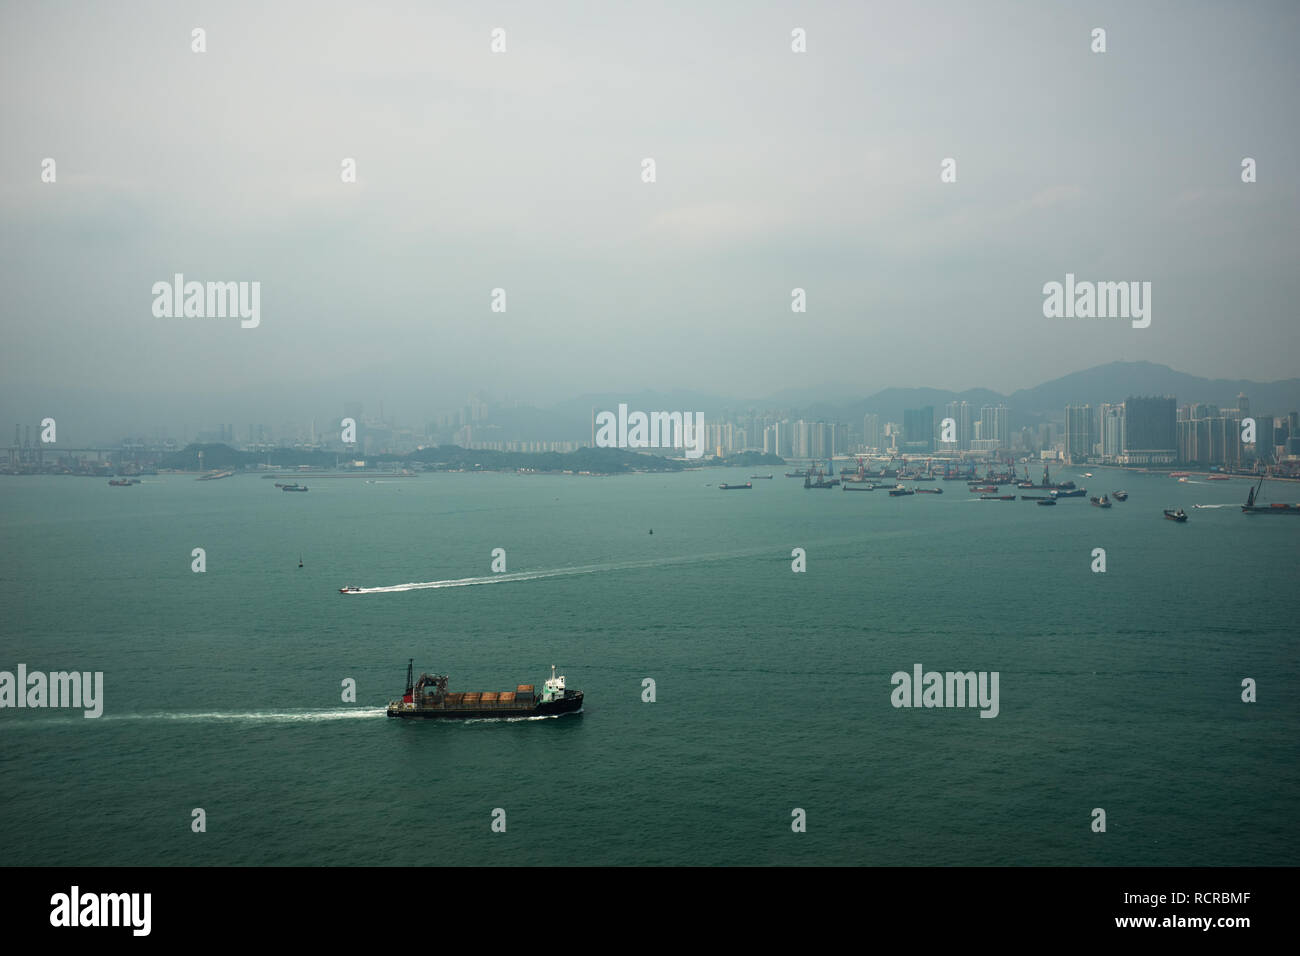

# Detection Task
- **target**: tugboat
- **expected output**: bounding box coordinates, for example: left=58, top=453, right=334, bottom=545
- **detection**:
left=1090, top=495, right=1112, bottom=508
left=339, top=585, right=362, bottom=594
left=1163, top=509, right=1188, bottom=522
left=719, top=482, right=752, bottom=490
left=1112, top=490, right=1128, bottom=501
left=888, top=484, right=915, bottom=496
left=387, top=662, right=583, bottom=720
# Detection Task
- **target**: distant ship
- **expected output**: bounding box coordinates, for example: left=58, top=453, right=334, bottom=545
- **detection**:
left=1112, top=490, right=1129, bottom=501
left=1207, top=475, right=1231, bottom=481
left=1164, top=508, right=1188, bottom=522
left=197, top=470, right=233, bottom=481
left=804, top=465, right=839, bottom=489
left=339, top=585, right=362, bottom=594
left=1090, top=495, right=1112, bottom=508
left=785, top=470, right=808, bottom=478
left=1242, top=474, right=1299, bottom=515
left=1036, top=498, right=1057, bottom=506
left=108, top=478, right=132, bottom=486
left=719, top=482, right=752, bottom=490
left=280, top=483, right=309, bottom=492
left=842, top=482, right=876, bottom=491
left=748, top=475, right=774, bottom=480
left=387, top=662, right=583, bottom=720
left=980, top=494, right=1015, bottom=500
left=915, top=487, right=943, bottom=494
left=888, top=485, right=915, bottom=496
left=1051, top=488, right=1087, bottom=498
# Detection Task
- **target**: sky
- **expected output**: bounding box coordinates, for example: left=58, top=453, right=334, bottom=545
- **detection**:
left=1, top=0, right=1297, bottom=440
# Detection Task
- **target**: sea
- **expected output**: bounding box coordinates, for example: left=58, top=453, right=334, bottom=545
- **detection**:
left=1, top=468, right=1296, bottom=866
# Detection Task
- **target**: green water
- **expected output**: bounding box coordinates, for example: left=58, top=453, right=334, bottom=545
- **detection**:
left=1, top=470, right=1296, bottom=865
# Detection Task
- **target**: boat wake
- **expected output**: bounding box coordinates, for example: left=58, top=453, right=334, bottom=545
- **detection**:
left=1, top=708, right=387, bottom=728
left=344, top=549, right=773, bottom=595
left=1193, top=503, right=1231, bottom=509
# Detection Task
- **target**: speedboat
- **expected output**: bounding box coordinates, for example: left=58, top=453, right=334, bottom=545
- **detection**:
left=339, top=585, right=362, bottom=594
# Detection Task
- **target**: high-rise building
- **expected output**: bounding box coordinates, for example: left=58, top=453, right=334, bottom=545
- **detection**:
left=903, top=407, right=934, bottom=453
left=1101, top=404, right=1125, bottom=461
left=863, top=414, right=880, bottom=452
left=1064, top=405, right=1092, bottom=463
left=942, top=401, right=974, bottom=451
left=979, top=404, right=1009, bottom=448
left=1123, top=396, right=1177, bottom=465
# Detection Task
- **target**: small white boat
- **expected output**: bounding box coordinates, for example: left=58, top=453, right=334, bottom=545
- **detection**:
left=339, top=585, right=362, bottom=594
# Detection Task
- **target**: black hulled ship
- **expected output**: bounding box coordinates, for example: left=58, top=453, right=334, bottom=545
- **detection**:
left=387, top=662, right=583, bottom=719
left=1242, top=474, right=1299, bottom=515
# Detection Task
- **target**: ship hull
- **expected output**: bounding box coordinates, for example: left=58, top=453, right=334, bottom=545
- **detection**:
left=387, top=690, right=584, bottom=720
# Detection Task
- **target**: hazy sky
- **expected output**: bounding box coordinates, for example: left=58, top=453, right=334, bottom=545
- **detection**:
left=2, top=1, right=1298, bottom=437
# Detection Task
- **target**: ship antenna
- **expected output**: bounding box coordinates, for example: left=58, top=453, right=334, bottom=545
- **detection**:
left=405, top=658, right=414, bottom=696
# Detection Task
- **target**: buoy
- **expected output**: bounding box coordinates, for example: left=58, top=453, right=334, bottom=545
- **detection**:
left=649, top=529, right=653, bottom=535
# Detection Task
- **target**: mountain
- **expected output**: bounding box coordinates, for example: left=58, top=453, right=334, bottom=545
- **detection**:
left=1008, top=362, right=1300, bottom=417
left=774, top=362, right=1300, bottom=426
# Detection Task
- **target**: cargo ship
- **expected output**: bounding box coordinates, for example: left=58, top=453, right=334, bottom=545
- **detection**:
left=280, top=483, right=309, bottom=492
left=387, top=662, right=583, bottom=719
left=804, top=467, right=838, bottom=489
left=1051, top=488, right=1087, bottom=498
left=980, top=494, right=1015, bottom=500
left=888, top=485, right=915, bottom=496
left=915, top=487, right=943, bottom=494
left=1242, top=475, right=1300, bottom=515
left=719, top=482, right=752, bottom=490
